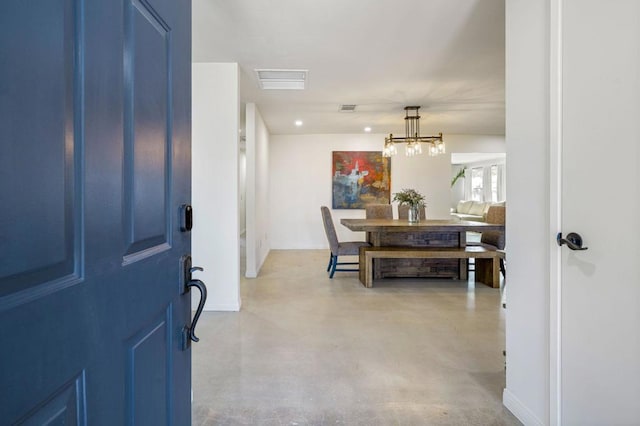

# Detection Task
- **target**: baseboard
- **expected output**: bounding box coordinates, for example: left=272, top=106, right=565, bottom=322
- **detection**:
left=503, top=388, right=545, bottom=426
left=270, top=245, right=329, bottom=250
left=245, top=248, right=270, bottom=278
left=257, top=247, right=269, bottom=273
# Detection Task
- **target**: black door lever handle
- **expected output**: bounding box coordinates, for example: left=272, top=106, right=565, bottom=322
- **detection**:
left=181, top=256, right=208, bottom=350
left=557, top=232, right=588, bottom=250
left=185, top=278, right=207, bottom=343
left=190, top=266, right=203, bottom=276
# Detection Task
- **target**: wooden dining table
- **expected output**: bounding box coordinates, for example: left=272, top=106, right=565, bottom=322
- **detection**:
left=340, top=218, right=505, bottom=281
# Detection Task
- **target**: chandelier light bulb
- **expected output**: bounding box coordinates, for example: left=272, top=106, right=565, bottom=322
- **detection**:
left=383, top=139, right=398, bottom=157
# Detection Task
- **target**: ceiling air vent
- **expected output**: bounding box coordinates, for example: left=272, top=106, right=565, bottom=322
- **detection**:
left=255, top=69, right=307, bottom=90
left=339, top=104, right=357, bottom=112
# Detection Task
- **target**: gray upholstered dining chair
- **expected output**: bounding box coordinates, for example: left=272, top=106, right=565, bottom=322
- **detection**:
left=365, top=204, right=393, bottom=219
left=320, top=206, right=371, bottom=278
left=397, top=204, right=426, bottom=220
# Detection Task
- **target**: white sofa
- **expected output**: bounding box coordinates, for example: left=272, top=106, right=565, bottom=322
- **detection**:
left=451, top=200, right=505, bottom=222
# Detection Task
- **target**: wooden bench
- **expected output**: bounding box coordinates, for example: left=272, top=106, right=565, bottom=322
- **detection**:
left=358, top=246, right=505, bottom=288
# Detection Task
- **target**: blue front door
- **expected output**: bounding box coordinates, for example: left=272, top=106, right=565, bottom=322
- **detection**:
left=0, top=0, right=193, bottom=424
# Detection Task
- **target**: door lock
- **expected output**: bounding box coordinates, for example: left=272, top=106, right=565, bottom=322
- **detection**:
left=180, top=204, right=193, bottom=232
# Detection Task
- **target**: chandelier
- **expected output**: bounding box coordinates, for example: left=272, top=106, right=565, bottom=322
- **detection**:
left=382, top=106, right=445, bottom=157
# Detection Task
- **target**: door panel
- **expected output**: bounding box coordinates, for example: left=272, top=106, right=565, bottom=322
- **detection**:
left=126, top=307, right=172, bottom=425
left=0, top=0, right=81, bottom=301
left=125, top=0, right=171, bottom=257
left=17, top=373, right=86, bottom=426
left=0, top=0, right=192, bottom=424
left=560, top=0, right=640, bottom=423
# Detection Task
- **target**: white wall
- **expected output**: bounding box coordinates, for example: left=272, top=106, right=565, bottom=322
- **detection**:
left=239, top=149, right=246, bottom=235
left=192, top=63, right=241, bottom=311
left=503, top=1, right=548, bottom=424
left=269, top=133, right=505, bottom=249
left=245, top=103, right=270, bottom=277
left=450, top=164, right=466, bottom=207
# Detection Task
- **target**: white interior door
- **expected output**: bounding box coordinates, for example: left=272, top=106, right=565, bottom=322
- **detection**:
left=558, top=0, right=640, bottom=423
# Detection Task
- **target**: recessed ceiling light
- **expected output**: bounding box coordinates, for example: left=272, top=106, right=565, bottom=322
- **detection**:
left=295, top=120, right=303, bottom=127
left=364, top=127, right=372, bottom=132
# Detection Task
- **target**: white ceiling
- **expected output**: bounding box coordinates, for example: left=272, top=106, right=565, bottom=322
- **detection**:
left=192, top=0, right=505, bottom=137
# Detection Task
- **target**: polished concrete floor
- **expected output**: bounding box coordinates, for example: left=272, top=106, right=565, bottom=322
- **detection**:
left=192, top=250, right=520, bottom=425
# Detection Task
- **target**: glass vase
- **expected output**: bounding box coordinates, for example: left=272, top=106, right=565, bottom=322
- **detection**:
left=408, top=205, right=420, bottom=223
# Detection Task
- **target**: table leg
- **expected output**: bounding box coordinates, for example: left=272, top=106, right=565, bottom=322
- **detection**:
left=368, top=232, right=383, bottom=279
left=459, top=259, right=467, bottom=280
left=459, top=231, right=467, bottom=280
left=475, top=257, right=500, bottom=288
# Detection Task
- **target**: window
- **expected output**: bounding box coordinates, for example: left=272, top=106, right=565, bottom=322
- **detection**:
left=490, top=165, right=499, bottom=202
left=471, top=167, right=483, bottom=201
left=455, top=154, right=505, bottom=203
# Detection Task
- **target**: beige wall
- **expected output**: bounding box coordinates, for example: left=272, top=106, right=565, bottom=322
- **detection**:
left=192, top=62, right=241, bottom=311
left=503, top=0, right=549, bottom=423
left=269, top=133, right=505, bottom=249
left=245, top=103, right=270, bottom=277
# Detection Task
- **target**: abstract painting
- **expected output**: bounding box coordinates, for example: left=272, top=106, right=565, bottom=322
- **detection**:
left=332, top=151, right=391, bottom=209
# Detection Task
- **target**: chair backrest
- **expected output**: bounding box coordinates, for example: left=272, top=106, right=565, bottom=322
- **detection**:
left=485, top=205, right=505, bottom=224
left=481, top=205, right=506, bottom=249
left=397, top=204, right=426, bottom=220
left=320, top=206, right=339, bottom=254
left=365, top=204, right=393, bottom=219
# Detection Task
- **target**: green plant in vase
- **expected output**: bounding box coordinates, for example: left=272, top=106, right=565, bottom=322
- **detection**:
left=393, top=188, right=426, bottom=223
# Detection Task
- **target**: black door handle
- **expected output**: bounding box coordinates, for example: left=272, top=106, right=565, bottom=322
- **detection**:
left=185, top=278, right=207, bottom=343
left=557, top=232, right=588, bottom=250
left=181, top=256, right=208, bottom=350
